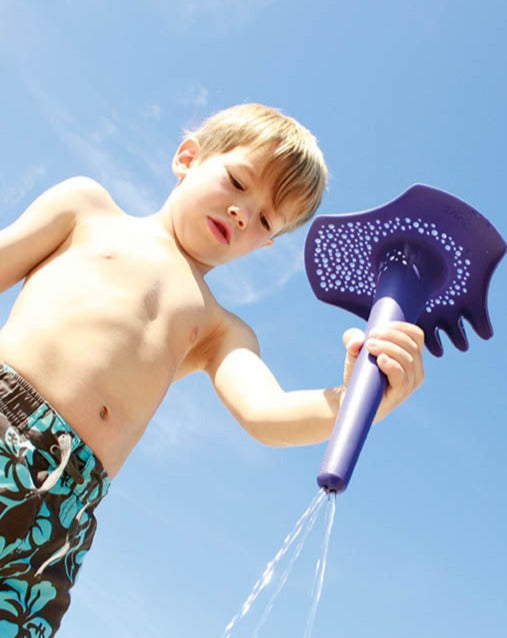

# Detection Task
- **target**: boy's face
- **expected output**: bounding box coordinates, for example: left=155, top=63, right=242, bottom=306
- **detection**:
left=168, top=140, right=293, bottom=271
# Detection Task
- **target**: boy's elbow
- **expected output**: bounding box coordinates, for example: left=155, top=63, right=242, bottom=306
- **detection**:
left=251, top=430, right=290, bottom=448
left=240, top=416, right=290, bottom=448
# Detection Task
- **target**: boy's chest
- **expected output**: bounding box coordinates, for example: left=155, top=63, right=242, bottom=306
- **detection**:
left=68, top=217, right=220, bottom=350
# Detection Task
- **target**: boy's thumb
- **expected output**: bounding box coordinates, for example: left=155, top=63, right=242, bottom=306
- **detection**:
left=342, top=327, right=365, bottom=386
left=342, top=327, right=364, bottom=353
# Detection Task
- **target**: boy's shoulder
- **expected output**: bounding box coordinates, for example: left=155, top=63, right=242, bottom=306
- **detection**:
left=48, top=176, right=121, bottom=217
left=218, top=308, right=258, bottom=344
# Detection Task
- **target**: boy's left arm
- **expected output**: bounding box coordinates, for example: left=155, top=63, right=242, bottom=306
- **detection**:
left=205, top=315, right=424, bottom=447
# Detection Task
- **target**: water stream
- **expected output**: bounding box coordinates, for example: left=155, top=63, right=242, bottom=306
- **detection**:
left=223, top=488, right=337, bottom=637
left=303, top=493, right=336, bottom=637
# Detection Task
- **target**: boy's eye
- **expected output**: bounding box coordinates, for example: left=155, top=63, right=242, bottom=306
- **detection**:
left=227, top=170, right=244, bottom=191
left=260, top=213, right=271, bottom=231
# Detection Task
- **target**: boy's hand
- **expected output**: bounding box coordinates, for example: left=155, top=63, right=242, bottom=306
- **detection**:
left=342, top=322, right=425, bottom=423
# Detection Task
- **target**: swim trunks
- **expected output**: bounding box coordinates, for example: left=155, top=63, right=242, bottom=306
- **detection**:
left=0, top=362, right=110, bottom=636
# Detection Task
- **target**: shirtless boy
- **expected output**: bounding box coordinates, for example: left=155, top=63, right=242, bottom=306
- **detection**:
left=0, top=104, right=424, bottom=634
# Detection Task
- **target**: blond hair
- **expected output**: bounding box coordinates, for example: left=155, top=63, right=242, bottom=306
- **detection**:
left=186, top=104, right=327, bottom=233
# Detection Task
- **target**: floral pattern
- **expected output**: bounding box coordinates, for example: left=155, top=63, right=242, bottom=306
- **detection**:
left=0, top=364, right=110, bottom=636
left=0, top=579, right=56, bottom=637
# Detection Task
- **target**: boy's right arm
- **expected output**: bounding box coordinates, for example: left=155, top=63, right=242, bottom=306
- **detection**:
left=204, top=312, right=424, bottom=447
left=0, top=177, right=107, bottom=292
left=204, top=312, right=341, bottom=447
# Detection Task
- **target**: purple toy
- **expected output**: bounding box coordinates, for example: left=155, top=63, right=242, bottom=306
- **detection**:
left=305, top=185, right=506, bottom=493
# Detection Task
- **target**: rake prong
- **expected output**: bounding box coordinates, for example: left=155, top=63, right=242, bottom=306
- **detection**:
left=425, top=327, right=444, bottom=357
left=440, top=317, right=469, bottom=352
left=463, top=305, right=494, bottom=341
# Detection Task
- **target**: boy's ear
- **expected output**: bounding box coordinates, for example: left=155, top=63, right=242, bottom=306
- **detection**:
left=172, top=137, right=201, bottom=180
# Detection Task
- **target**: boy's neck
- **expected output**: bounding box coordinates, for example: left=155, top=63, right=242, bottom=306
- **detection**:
left=154, top=197, right=214, bottom=277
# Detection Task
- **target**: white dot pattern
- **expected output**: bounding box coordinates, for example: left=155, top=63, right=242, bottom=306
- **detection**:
left=311, top=215, right=471, bottom=313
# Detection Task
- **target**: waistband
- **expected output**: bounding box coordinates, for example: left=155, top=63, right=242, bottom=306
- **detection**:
left=0, top=361, right=110, bottom=504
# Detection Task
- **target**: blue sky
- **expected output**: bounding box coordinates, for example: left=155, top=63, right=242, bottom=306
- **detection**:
left=1, top=1, right=506, bottom=636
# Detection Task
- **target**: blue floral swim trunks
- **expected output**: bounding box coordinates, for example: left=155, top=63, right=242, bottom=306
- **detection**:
left=0, top=362, right=110, bottom=636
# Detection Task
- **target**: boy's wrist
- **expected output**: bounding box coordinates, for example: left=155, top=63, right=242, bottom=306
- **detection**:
left=324, top=385, right=345, bottom=416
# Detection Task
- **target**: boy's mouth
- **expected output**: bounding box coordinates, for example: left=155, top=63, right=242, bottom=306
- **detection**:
left=207, top=217, right=231, bottom=245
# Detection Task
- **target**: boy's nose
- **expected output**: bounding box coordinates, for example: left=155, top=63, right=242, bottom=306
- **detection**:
left=227, top=205, right=247, bottom=229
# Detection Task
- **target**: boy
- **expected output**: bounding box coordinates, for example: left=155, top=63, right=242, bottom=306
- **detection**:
left=0, top=104, right=424, bottom=634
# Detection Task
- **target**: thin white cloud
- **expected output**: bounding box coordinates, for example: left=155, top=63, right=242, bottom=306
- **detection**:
left=158, top=0, right=276, bottom=33
left=88, top=118, right=118, bottom=145
left=0, top=164, right=46, bottom=209
left=23, top=78, right=162, bottom=215
left=62, top=127, right=160, bottom=216
left=208, top=231, right=306, bottom=306
left=139, top=385, right=231, bottom=457
left=138, top=386, right=217, bottom=461
left=178, top=82, right=209, bottom=108
left=71, top=571, right=163, bottom=638
left=141, top=103, right=163, bottom=121
left=136, top=373, right=271, bottom=470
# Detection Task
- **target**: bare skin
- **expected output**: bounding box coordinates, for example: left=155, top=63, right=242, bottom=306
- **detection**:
left=0, top=141, right=425, bottom=478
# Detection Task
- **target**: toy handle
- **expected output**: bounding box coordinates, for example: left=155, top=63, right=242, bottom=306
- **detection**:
left=317, top=259, right=428, bottom=493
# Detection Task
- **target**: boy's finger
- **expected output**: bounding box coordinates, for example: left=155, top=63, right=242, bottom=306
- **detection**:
left=368, top=339, right=424, bottom=390
left=367, top=340, right=417, bottom=378
left=368, top=326, right=422, bottom=359
left=376, top=354, right=411, bottom=396
left=342, top=327, right=364, bottom=352
left=369, top=321, right=425, bottom=349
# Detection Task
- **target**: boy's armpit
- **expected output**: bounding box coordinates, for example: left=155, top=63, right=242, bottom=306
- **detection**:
left=202, top=311, right=261, bottom=379
left=204, top=313, right=285, bottom=432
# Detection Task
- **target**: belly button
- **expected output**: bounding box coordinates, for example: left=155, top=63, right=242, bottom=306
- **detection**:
left=99, top=405, right=109, bottom=420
